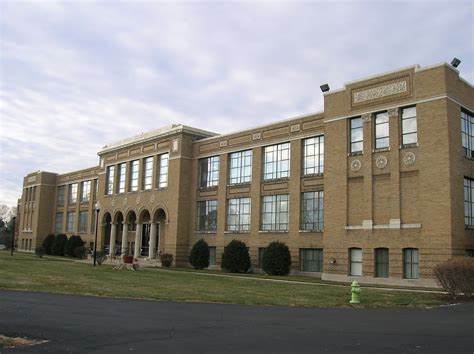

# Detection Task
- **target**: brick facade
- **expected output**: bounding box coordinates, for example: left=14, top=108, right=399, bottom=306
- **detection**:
left=17, top=63, right=474, bottom=287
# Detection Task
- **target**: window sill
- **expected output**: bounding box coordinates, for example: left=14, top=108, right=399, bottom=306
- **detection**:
left=258, top=230, right=289, bottom=234
left=400, top=143, right=418, bottom=149
left=465, top=225, right=474, bottom=230
left=195, top=231, right=217, bottom=234
left=299, top=230, right=324, bottom=234
left=302, top=173, right=323, bottom=179
left=224, top=231, right=250, bottom=234
left=227, top=182, right=251, bottom=187
left=373, top=147, right=390, bottom=153
left=348, top=151, right=363, bottom=157
left=199, top=186, right=218, bottom=191
left=262, top=177, right=290, bottom=183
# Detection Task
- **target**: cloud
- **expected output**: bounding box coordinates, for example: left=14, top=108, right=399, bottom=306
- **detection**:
left=0, top=0, right=472, bottom=206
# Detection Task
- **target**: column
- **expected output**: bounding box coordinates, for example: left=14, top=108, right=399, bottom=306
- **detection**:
left=109, top=223, right=117, bottom=256
left=388, top=108, right=401, bottom=228
left=134, top=222, right=142, bottom=258
left=149, top=222, right=157, bottom=259
left=121, top=222, right=128, bottom=255
left=362, top=113, right=374, bottom=229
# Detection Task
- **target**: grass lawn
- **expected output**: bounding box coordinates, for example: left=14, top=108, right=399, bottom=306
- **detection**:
left=0, top=251, right=448, bottom=308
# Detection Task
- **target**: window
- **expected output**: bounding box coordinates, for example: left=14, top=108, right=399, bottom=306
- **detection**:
left=129, top=160, right=139, bottom=192
left=403, top=248, right=419, bottom=279
left=57, top=186, right=65, bottom=206
left=375, top=112, right=389, bottom=149
left=66, top=212, right=76, bottom=232
left=401, top=107, right=417, bottom=146
left=209, top=247, right=216, bottom=266
left=158, top=153, right=169, bottom=188
left=350, top=117, right=363, bottom=153
left=78, top=211, right=88, bottom=232
left=263, top=143, right=290, bottom=180
left=199, top=156, right=219, bottom=188
left=465, top=249, right=474, bottom=257
left=461, top=110, right=474, bottom=158
left=197, top=200, right=218, bottom=232
left=226, top=197, right=251, bottom=232
left=258, top=247, right=266, bottom=269
left=143, top=157, right=153, bottom=190
left=349, top=248, right=362, bottom=276
left=301, top=191, right=324, bottom=231
left=94, top=179, right=98, bottom=200
left=117, top=163, right=126, bottom=193
left=261, top=194, right=289, bottom=231
left=68, top=183, right=77, bottom=204
left=374, top=248, right=389, bottom=278
left=106, top=166, right=115, bottom=195
left=303, top=136, right=324, bottom=175
left=55, top=213, right=63, bottom=233
left=464, top=178, right=474, bottom=227
left=300, top=249, right=323, bottom=272
left=229, top=150, right=252, bottom=184
left=81, top=181, right=91, bottom=203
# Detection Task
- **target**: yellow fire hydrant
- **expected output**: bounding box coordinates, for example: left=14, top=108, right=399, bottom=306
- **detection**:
left=350, top=280, right=361, bottom=304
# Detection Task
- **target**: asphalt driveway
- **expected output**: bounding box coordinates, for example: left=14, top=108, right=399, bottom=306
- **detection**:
left=0, top=290, right=472, bottom=353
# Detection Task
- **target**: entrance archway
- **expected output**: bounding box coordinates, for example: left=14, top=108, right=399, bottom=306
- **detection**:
left=139, top=210, right=151, bottom=257
left=102, top=213, right=112, bottom=254
left=151, top=208, right=167, bottom=259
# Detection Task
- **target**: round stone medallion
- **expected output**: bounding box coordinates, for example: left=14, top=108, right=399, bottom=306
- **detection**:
left=403, top=152, right=416, bottom=166
left=376, top=155, right=388, bottom=169
left=351, top=159, right=361, bottom=172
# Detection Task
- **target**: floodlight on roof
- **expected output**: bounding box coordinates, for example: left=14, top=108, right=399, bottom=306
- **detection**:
left=320, top=83, right=330, bottom=93
left=450, top=58, right=461, bottom=68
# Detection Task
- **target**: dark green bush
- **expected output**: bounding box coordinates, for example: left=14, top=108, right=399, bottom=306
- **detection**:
left=160, top=253, right=173, bottom=268
left=189, top=239, right=210, bottom=269
left=64, top=235, right=84, bottom=257
left=51, top=234, right=68, bottom=256
left=42, top=234, right=56, bottom=255
left=262, top=241, right=291, bottom=276
left=433, top=257, right=474, bottom=299
left=73, top=246, right=86, bottom=259
left=35, top=247, right=45, bottom=258
left=221, top=240, right=250, bottom=273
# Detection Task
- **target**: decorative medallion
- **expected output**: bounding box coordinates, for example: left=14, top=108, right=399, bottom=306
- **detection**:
left=353, top=80, right=407, bottom=104
left=362, top=113, right=371, bottom=123
left=136, top=196, right=141, bottom=205
left=150, top=195, right=155, bottom=203
left=172, top=139, right=179, bottom=152
left=290, top=124, right=300, bottom=133
left=403, top=152, right=416, bottom=166
left=351, top=159, right=361, bottom=172
left=376, top=155, right=388, bottom=169
left=219, top=140, right=228, bottom=147
left=123, top=197, right=127, bottom=206
left=252, top=132, right=261, bottom=141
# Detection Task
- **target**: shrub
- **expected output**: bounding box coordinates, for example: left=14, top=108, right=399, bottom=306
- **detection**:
left=160, top=253, right=173, bottom=268
left=73, top=246, right=86, bottom=259
left=262, top=241, right=291, bottom=276
left=42, top=234, right=56, bottom=255
left=51, top=234, right=68, bottom=256
left=64, top=235, right=84, bottom=257
left=433, top=257, right=474, bottom=299
left=189, top=239, right=210, bottom=269
left=221, top=240, right=251, bottom=273
left=35, top=247, right=45, bottom=258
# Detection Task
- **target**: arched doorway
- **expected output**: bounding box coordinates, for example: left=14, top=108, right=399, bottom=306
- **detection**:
left=102, top=213, right=112, bottom=254
left=151, top=208, right=167, bottom=259
left=124, top=211, right=137, bottom=255
left=139, top=210, right=151, bottom=257
left=112, top=212, right=124, bottom=256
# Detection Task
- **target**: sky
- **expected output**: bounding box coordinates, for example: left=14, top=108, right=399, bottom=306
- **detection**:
left=0, top=0, right=473, bottom=207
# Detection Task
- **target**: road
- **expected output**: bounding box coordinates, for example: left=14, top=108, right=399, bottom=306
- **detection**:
left=0, top=290, right=472, bottom=353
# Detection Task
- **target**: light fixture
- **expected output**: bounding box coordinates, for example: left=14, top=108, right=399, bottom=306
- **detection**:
left=320, top=84, right=330, bottom=93
left=93, top=202, right=101, bottom=267
left=451, top=58, right=461, bottom=68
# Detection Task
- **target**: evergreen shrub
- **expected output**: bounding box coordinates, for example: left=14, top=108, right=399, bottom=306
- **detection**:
left=262, top=241, right=291, bottom=276
left=189, top=238, right=210, bottom=269
left=221, top=240, right=251, bottom=273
